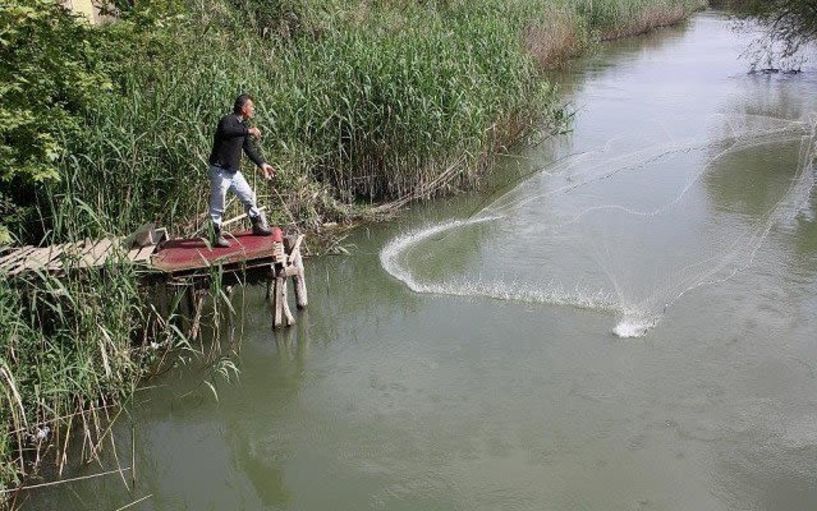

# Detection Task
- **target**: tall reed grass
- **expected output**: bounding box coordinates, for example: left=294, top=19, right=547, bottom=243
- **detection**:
left=44, top=0, right=704, bottom=241
left=1, top=0, right=706, bottom=500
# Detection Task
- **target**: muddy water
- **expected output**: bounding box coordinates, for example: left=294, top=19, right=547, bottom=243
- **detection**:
left=30, top=10, right=817, bottom=511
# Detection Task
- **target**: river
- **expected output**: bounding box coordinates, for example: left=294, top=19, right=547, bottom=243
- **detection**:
left=29, top=9, right=817, bottom=511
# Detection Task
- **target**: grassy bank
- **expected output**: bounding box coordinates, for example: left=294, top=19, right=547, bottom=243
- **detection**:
left=0, top=0, right=705, bottom=501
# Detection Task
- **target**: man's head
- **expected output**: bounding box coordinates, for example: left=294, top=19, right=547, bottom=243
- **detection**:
left=233, top=94, right=255, bottom=119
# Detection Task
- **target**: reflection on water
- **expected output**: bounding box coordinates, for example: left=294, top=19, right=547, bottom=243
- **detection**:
left=27, top=10, right=817, bottom=511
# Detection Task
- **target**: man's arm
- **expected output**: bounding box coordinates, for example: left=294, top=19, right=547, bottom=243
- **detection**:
left=243, top=135, right=266, bottom=168
left=219, top=116, right=249, bottom=138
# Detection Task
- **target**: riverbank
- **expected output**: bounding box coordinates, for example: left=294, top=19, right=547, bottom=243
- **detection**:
left=0, top=0, right=706, bottom=502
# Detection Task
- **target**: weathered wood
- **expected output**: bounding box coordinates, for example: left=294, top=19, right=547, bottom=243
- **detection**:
left=45, top=242, right=81, bottom=272
left=127, top=244, right=156, bottom=264
left=2, top=227, right=306, bottom=331
left=56, top=239, right=95, bottom=270
left=77, top=239, right=104, bottom=268
left=272, top=276, right=284, bottom=329
left=0, top=251, right=30, bottom=273
left=284, top=235, right=303, bottom=257
left=63, top=239, right=92, bottom=258
left=291, top=251, right=307, bottom=309
left=125, top=223, right=156, bottom=249
left=0, top=246, right=36, bottom=269
left=280, top=276, right=295, bottom=326
left=8, top=245, right=66, bottom=276
left=136, top=245, right=156, bottom=261
left=282, top=234, right=307, bottom=311
left=189, top=289, right=206, bottom=340
left=126, top=245, right=144, bottom=263
left=86, top=238, right=115, bottom=267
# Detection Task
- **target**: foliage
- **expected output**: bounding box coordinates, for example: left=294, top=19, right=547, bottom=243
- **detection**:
left=720, top=0, right=817, bottom=69
left=0, top=0, right=705, bottom=497
left=0, top=0, right=114, bottom=243
left=1, top=0, right=706, bottom=245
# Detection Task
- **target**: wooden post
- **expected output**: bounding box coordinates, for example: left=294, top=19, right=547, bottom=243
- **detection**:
left=189, top=288, right=205, bottom=340
left=268, top=235, right=307, bottom=329
left=271, top=267, right=295, bottom=330
left=269, top=271, right=282, bottom=329
left=280, top=275, right=295, bottom=326
left=285, top=235, right=308, bottom=310
left=291, top=251, right=307, bottom=310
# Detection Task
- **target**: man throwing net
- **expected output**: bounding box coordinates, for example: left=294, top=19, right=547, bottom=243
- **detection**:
left=207, top=94, right=276, bottom=248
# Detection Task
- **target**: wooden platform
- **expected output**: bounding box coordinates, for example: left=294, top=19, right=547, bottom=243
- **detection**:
left=151, top=229, right=284, bottom=274
left=0, top=238, right=155, bottom=276
left=0, top=223, right=307, bottom=330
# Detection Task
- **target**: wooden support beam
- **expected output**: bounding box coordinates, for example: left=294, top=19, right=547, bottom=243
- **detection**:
left=283, top=234, right=307, bottom=310
left=280, top=276, right=295, bottom=326
left=0, top=246, right=35, bottom=269
left=189, top=289, right=206, bottom=341
left=272, top=275, right=284, bottom=329
left=291, top=250, right=308, bottom=310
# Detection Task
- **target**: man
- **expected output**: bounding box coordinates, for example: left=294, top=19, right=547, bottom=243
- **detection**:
left=207, top=94, right=276, bottom=248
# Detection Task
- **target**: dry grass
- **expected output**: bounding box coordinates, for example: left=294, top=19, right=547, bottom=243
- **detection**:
left=601, top=3, right=698, bottom=41
left=524, top=9, right=588, bottom=69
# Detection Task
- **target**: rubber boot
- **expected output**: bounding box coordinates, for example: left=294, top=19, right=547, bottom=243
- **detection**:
left=251, top=212, right=272, bottom=236
left=212, top=224, right=231, bottom=248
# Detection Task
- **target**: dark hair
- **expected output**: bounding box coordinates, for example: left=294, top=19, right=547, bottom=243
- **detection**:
left=233, top=94, right=253, bottom=114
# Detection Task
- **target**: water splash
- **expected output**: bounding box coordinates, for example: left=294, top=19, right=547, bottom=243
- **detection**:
left=612, top=316, right=656, bottom=339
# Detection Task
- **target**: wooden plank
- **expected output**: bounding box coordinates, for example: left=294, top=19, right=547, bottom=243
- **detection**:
left=77, top=239, right=104, bottom=268
left=91, top=238, right=117, bottom=266
left=126, top=240, right=156, bottom=264
left=0, top=247, right=22, bottom=266
left=281, top=277, right=295, bottom=326
left=126, top=245, right=143, bottom=262
left=36, top=243, right=71, bottom=272
left=8, top=246, right=63, bottom=276
left=5, top=247, right=45, bottom=275
left=273, top=276, right=284, bottom=328
left=133, top=244, right=157, bottom=262
left=0, top=246, right=36, bottom=270
left=55, top=239, right=95, bottom=270
left=46, top=242, right=86, bottom=271
left=79, top=238, right=114, bottom=268
left=291, top=251, right=308, bottom=309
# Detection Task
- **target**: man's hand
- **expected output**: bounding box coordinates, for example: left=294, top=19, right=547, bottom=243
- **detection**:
left=248, top=127, right=262, bottom=139
left=261, top=163, right=276, bottom=180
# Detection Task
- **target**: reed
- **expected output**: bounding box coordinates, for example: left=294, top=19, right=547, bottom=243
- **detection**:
left=17, top=0, right=707, bottom=242
left=1, top=0, right=705, bottom=500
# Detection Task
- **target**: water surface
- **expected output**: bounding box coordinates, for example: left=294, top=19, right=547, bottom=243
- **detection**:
left=30, top=11, right=817, bottom=511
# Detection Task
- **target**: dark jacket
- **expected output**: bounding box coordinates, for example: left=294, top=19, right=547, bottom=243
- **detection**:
left=208, top=114, right=265, bottom=171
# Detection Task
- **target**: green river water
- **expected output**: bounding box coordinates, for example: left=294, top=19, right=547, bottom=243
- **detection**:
left=28, top=9, right=817, bottom=511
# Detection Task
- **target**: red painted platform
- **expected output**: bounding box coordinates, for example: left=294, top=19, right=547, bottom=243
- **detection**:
left=151, top=228, right=283, bottom=273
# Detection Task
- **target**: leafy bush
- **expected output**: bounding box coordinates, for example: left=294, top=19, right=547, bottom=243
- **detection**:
left=0, top=0, right=114, bottom=243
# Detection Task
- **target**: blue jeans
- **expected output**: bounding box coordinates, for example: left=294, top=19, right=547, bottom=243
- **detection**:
left=208, top=165, right=261, bottom=228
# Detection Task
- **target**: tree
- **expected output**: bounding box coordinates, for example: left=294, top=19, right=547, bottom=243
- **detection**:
left=0, top=0, right=112, bottom=243
left=728, top=0, right=817, bottom=70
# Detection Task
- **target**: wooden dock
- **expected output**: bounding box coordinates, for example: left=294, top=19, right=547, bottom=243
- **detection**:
left=0, top=223, right=307, bottom=329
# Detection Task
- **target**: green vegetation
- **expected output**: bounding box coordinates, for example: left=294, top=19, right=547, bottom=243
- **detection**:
left=0, top=0, right=705, bottom=500
left=715, top=0, right=816, bottom=69
left=2, top=0, right=706, bottom=243
left=0, top=0, right=113, bottom=244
